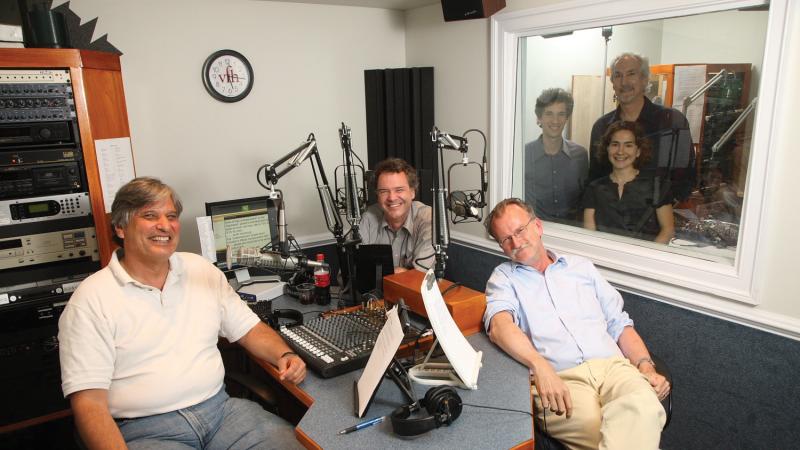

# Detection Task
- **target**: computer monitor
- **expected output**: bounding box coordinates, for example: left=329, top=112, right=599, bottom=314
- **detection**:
left=355, top=244, right=394, bottom=297
left=205, top=196, right=278, bottom=265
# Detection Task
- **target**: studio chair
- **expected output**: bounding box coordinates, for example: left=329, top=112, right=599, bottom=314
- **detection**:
left=221, top=343, right=278, bottom=414
left=225, top=369, right=278, bottom=412
left=533, top=354, right=673, bottom=450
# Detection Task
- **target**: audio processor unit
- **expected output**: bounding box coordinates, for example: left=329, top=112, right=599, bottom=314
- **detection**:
left=0, top=192, right=90, bottom=225
left=0, top=225, right=98, bottom=271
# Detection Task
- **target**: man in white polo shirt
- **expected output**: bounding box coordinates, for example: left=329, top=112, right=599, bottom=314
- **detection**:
left=58, top=177, right=306, bottom=449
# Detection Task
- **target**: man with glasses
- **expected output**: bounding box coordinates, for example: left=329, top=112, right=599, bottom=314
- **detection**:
left=483, top=198, right=669, bottom=450
left=360, top=158, right=433, bottom=272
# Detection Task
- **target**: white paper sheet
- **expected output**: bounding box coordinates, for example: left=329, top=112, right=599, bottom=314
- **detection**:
left=95, top=137, right=135, bottom=212
left=672, top=65, right=707, bottom=144
left=196, top=216, right=217, bottom=262
left=420, top=270, right=482, bottom=389
left=356, top=307, right=404, bottom=417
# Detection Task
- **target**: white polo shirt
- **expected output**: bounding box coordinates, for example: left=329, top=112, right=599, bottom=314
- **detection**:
left=58, top=250, right=259, bottom=418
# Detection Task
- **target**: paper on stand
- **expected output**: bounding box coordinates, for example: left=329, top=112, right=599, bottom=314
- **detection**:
left=356, top=306, right=404, bottom=417
left=420, top=270, right=482, bottom=389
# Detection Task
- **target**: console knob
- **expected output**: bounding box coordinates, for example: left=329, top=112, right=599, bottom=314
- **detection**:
left=39, top=128, right=52, bottom=139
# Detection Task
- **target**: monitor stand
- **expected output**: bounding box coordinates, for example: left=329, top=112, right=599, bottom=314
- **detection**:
left=374, top=262, right=385, bottom=300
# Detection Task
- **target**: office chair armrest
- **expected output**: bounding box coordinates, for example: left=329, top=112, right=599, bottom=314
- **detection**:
left=651, top=353, right=673, bottom=429
left=225, top=371, right=278, bottom=407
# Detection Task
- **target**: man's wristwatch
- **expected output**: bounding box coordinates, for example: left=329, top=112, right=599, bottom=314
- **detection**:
left=635, top=357, right=655, bottom=370
left=281, top=351, right=298, bottom=359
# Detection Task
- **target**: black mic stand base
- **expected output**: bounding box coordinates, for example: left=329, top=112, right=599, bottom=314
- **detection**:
left=336, top=236, right=362, bottom=308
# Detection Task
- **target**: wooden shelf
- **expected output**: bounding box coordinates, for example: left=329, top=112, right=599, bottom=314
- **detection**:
left=0, top=48, right=133, bottom=266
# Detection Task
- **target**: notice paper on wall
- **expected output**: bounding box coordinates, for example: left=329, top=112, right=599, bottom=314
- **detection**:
left=672, top=65, right=707, bottom=145
left=95, top=137, right=135, bottom=213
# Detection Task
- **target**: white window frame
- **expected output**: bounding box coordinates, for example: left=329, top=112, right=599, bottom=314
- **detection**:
left=487, top=0, right=792, bottom=309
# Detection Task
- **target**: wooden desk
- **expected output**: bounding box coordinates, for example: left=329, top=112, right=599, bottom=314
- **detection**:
left=0, top=409, right=72, bottom=435
left=257, top=293, right=534, bottom=450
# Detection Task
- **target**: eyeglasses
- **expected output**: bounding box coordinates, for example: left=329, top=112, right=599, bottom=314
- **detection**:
left=498, top=217, right=534, bottom=248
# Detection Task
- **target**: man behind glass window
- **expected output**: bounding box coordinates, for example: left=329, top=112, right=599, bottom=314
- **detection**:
left=360, top=158, right=433, bottom=272
left=589, top=52, right=695, bottom=202
left=484, top=198, right=670, bottom=450
left=524, top=88, right=588, bottom=224
left=59, top=177, right=306, bottom=450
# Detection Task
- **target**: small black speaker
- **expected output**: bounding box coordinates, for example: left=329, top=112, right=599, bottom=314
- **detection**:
left=19, top=2, right=71, bottom=49
left=441, top=0, right=506, bottom=22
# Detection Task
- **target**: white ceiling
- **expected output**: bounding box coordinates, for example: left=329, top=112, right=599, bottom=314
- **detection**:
left=260, top=0, right=440, bottom=11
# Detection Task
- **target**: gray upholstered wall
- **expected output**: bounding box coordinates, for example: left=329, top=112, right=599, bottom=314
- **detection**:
left=442, top=243, right=800, bottom=450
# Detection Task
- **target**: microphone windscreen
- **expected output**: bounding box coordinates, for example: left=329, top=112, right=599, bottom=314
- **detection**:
left=449, top=191, right=468, bottom=217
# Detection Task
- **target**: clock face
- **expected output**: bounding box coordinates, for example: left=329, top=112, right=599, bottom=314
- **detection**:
left=202, top=50, right=254, bottom=102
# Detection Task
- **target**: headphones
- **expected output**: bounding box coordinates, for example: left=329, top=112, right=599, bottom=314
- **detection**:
left=389, top=386, right=463, bottom=437
left=266, top=308, right=303, bottom=330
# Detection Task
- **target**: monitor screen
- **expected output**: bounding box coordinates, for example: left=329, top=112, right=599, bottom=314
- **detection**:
left=205, top=196, right=277, bottom=264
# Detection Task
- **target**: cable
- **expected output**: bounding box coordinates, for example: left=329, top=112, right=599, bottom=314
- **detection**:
left=542, top=407, right=549, bottom=434
left=413, top=252, right=435, bottom=271
left=461, top=403, right=533, bottom=416
left=440, top=282, right=462, bottom=297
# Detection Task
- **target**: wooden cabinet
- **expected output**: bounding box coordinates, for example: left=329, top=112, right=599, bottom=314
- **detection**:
left=0, top=48, right=133, bottom=267
left=650, top=63, right=753, bottom=194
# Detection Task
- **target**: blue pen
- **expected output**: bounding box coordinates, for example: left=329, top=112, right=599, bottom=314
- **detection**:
left=337, top=416, right=385, bottom=435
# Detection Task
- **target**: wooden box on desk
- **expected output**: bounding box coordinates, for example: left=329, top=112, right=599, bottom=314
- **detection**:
left=383, top=270, right=486, bottom=336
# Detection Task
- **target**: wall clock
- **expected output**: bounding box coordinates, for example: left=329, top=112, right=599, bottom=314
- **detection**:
left=202, top=50, right=254, bottom=102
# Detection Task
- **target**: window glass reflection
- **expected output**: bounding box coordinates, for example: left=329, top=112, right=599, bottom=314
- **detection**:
left=513, top=8, right=767, bottom=262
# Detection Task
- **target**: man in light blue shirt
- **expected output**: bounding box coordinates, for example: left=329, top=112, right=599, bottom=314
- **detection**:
left=483, top=198, right=669, bottom=450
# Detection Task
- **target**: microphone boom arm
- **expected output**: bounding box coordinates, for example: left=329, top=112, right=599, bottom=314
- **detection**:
left=257, top=133, right=344, bottom=245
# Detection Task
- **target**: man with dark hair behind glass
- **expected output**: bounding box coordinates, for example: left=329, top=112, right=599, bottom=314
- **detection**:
left=59, top=177, right=306, bottom=450
left=525, top=88, right=588, bottom=224
left=590, top=52, right=695, bottom=202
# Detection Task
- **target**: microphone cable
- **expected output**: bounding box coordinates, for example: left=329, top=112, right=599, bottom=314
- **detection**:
left=461, top=403, right=533, bottom=417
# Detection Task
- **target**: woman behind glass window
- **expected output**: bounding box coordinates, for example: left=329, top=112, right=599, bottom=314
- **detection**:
left=582, top=121, right=675, bottom=244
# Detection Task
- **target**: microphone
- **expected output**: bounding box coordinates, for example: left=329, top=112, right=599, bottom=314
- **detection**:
left=397, top=298, right=411, bottom=335
left=339, top=123, right=363, bottom=227
left=448, top=190, right=482, bottom=220
left=227, top=246, right=327, bottom=271
left=266, top=195, right=288, bottom=254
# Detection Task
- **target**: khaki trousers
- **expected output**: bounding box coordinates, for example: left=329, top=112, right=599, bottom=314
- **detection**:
left=532, top=357, right=665, bottom=450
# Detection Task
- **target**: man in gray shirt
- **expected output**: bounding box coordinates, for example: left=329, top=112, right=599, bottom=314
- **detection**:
left=359, top=158, right=433, bottom=272
left=524, top=88, right=589, bottom=224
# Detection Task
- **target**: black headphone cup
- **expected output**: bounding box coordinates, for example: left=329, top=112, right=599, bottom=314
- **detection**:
left=390, top=386, right=462, bottom=436
left=268, top=308, right=303, bottom=329
left=425, top=386, right=462, bottom=425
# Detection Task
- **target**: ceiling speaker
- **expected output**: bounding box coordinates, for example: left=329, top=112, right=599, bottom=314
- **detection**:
left=441, top=0, right=506, bottom=22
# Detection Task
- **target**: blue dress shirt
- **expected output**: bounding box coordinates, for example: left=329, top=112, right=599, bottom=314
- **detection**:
left=484, top=251, right=633, bottom=372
